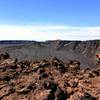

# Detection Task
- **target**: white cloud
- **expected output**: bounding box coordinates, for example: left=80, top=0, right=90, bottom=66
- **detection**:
left=0, top=24, right=100, bottom=41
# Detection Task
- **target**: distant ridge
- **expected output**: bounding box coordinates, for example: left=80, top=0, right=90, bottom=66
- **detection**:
left=0, top=39, right=100, bottom=68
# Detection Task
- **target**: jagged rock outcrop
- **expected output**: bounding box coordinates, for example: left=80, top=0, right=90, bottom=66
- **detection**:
left=0, top=53, right=100, bottom=100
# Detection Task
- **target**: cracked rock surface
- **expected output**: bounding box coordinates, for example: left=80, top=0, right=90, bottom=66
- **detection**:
left=0, top=53, right=100, bottom=100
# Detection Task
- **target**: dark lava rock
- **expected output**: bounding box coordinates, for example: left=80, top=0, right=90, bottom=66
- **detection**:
left=39, top=73, right=49, bottom=80
left=37, top=68, right=45, bottom=74
left=0, top=52, right=10, bottom=61
left=46, top=92, right=55, bottom=100
left=43, top=80, right=57, bottom=92
left=57, top=63, right=66, bottom=73
left=80, top=92, right=97, bottom=100
left=55, top=87, right=67, bottom=100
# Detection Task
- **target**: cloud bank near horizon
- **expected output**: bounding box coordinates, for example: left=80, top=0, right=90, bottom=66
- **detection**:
left=0, top=24, right=100, bottom=41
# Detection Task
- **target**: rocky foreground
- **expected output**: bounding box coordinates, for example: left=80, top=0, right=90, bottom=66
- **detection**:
left=0, top=53, right=100, bottom=100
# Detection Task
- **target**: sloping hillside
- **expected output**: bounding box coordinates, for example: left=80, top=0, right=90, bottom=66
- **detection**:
left=0, top=40, right=100, bottom=68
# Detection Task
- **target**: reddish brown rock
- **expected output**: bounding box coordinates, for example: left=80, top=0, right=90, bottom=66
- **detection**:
left=0, top=56, right=100, bottom=100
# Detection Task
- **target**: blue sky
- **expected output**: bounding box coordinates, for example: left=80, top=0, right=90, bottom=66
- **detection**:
left=0, top=0, right=100, bottom=40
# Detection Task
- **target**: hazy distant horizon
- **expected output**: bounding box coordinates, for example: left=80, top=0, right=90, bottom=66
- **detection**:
left=0, top=0, right=100, bottom=40
left=0, top=39, right=99, bottom=42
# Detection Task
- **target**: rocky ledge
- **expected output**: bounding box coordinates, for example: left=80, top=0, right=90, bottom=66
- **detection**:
left=0, top=53, right=100, bottom=100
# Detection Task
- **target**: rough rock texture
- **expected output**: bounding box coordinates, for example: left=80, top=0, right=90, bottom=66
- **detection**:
left=0, top=40, right=100, bottom=68
left=0, top=53, right=100, bottom=100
